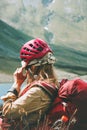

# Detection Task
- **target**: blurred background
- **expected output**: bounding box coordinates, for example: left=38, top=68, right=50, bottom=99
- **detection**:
left=0, top=0, right=87, bottom=83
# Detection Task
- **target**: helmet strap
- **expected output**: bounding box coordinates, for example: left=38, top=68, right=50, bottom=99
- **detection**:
left=28, top=68, right=34, bottom=77
left=28, top=67, right=39, bottom=80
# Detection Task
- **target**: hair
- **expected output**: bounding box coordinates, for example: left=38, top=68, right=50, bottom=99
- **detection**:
left=29, top=64, right=59, bottom=88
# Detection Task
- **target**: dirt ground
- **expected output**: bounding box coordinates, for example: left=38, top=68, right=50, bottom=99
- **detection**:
left=0, top=73, right=13, bottom=83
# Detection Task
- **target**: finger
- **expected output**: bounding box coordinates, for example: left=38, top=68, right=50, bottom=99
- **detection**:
left=13, top=69, right=19, bottom=77
left=13, top=68, right=19, bottom=75
left=16, top=67, right=23, bottom=74
left=16, top=68, right=19, bottom=71
left=21, top=61, right=28, bottom=68
left=14, top=68, right=19, bottom=73
left=18, top=67, right=23, bottom=73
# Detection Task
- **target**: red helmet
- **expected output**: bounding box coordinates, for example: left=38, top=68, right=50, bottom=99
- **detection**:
left=20, top=38, right=52, bottom=63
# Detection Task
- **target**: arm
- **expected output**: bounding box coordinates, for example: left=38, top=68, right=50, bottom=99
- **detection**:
left=1, top=67, right=27, bottom=119
left=2, top=86, right=49, bottom=119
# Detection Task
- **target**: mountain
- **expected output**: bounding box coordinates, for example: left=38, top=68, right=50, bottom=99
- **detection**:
left=0, top=20, right=87, bottom=75
left=0, top=0, right=87, bottom=46
left=0, top=20, right=33, bottom=74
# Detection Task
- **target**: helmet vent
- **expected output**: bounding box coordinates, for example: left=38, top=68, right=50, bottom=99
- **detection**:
left=29, top=44, right=33, bottom=47
left=21, top=52, right=31, bottom=56
left=37, top=46, right=43, bottom=52
left=33, top=46, right=36, bottom=49
left=23, top=47, right=29, bottom=51
left=34, top=42, right=39, bottom=46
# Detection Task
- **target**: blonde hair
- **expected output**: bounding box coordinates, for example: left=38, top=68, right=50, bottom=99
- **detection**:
left=33, top=64, right=59, bottom=88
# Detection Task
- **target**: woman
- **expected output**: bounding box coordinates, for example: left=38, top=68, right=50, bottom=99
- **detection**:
left=1, top=38, right=59, bottom=129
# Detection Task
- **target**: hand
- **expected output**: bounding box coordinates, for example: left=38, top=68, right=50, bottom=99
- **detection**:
left=12, top=67, right=27, bottom=92
left=14, top=67, right=27, bottom=85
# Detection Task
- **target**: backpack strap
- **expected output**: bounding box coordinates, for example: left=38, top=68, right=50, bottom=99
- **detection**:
left=20, top=81, right=58, bottom=100
left=36, top=81, right=58, bottom=100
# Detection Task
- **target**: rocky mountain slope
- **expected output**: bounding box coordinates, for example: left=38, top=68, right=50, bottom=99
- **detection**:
left=0, top=20, right=87, bottom=76
left=1, top=0, right=87, bottom=45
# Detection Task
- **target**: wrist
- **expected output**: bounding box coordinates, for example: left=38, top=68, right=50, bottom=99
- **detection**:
left=11, top=82, right=21, bottom=93
left=8, top=88, right=18, bottom=97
